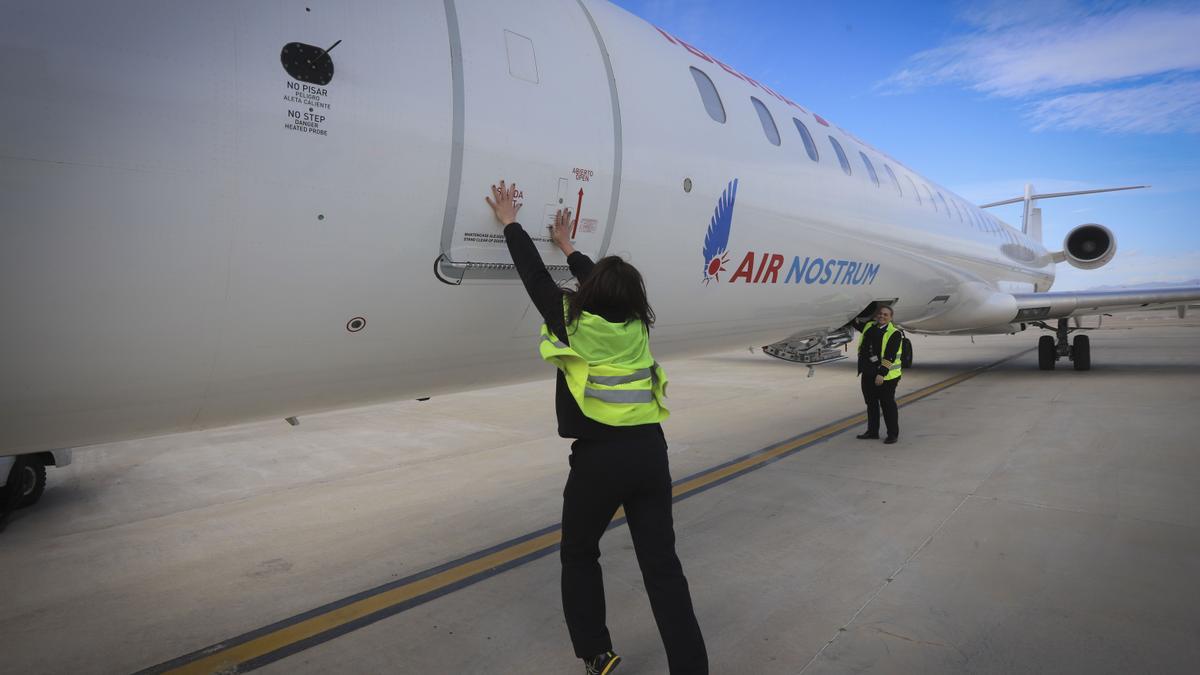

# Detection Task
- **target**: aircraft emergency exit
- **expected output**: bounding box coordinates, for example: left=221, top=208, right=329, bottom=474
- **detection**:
left=3, top=0, right=1199, bottom=496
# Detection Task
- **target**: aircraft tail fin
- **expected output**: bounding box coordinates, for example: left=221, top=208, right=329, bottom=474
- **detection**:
left=979, top=183, right=1150, bottom=244
left=1024, top=184, right=1041, bottom=243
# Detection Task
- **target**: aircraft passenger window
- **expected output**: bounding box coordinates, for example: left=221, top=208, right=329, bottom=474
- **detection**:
left=904, top=175, right=921, bottom=204
left=936, top=192, right=951, bottom=218
left=922, top=184, right=937, bottom=211
left=792, top=118, right=819, bottom=161
left=883, top=164, right=902, bottom=196
left=949, top=199, right=964, bottom=223
left=829, top=136, right=851, bottom=175
left=859, top=152, right=880, bottom=187
left=689, top=67, right=726, bottom=123
left=751, top=97, right=781, bottom=146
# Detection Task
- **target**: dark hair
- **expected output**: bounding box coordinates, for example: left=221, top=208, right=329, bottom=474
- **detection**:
left=566, top=256, right=656, bottom=328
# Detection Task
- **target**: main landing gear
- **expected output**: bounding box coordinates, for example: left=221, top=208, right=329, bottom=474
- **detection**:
left=1, top=450, right=71, bottom=530
left=2, top=455, right=47, bottom=510
left=1036, top=318, right=1090, bottom=371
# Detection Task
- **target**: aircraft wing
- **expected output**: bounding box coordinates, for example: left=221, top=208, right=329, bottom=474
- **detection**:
left=1011, top=287, right=1200, bottom=322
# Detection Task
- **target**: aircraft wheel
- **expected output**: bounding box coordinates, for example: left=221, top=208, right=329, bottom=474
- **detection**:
left=1072, top=335, right=1091, bottom=371
left=14, top=457, right=46, bottom=509
left=1038, top=335, right=1056, bottom=370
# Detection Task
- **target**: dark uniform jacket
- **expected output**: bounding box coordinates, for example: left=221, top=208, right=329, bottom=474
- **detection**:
left=857, top=322, right=902, bottom=378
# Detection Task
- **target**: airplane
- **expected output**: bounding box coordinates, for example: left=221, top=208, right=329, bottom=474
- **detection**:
left=3, top=0, right=1199, bottom=512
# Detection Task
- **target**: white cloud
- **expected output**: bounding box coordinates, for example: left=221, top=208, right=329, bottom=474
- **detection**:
left=957, top=0, right=1093, bottom=32
left=1027, top=80, right=1200, bottom=133
left=880, top=2, right=1200, bottom=133
left=884, top=5, right=1200, bottom=96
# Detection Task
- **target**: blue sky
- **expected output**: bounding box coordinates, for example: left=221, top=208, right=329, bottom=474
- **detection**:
left=610, top=0, right=1200, bottom=289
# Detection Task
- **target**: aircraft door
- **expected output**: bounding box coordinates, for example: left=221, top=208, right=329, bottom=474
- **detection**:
left=437, top=0, right=618, bottom=283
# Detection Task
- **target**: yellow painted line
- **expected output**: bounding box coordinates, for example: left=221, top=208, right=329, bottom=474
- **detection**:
left=166, top=531, right=563, bottom=675
left=671, top=414, right=863, bottom=497
left=671, top=364, right=989, bottom=498
left=155, top=349, right=1028, bottom=674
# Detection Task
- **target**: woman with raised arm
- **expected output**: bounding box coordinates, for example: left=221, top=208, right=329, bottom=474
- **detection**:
left=486, top=180, right=707, bottom=675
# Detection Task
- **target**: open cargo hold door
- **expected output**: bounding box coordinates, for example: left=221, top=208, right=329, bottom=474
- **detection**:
left=437, top=0, right=619, bottom=284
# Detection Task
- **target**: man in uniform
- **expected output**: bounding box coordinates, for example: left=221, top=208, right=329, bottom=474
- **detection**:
left=856, top=305, right=903, bottom=444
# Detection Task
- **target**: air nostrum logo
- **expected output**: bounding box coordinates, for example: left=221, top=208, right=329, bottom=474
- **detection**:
left=701, top=179, right=737, bottom=285
left=701, top=179, right=881, bottom=287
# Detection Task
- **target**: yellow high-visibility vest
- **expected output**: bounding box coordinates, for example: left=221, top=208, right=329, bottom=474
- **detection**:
left=539, top=298, right=668, bottom=426
left=857, top=320, right=903, bottom=381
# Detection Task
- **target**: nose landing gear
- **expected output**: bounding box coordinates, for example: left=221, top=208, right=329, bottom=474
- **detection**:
left=1035, top=318, right=1091, bottom=371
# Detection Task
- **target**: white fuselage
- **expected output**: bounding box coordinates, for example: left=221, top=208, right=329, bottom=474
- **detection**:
left=0, top=0, right=1053, bottom=456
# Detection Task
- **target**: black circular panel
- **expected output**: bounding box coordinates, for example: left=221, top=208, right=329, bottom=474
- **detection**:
left=281, top=42, right=334, bottom=86
left=346, top=317, right=366, bottom=333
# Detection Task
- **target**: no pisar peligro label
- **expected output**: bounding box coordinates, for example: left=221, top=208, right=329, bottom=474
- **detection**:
left=283, top=80, right=332, bottom=137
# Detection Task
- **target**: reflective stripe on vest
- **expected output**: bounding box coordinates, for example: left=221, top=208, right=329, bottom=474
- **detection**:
left=585, top=387, right=654, bottom=403
left=538, top=298, right=669, bottom=426
left=588, top=368, right=652, bottom=386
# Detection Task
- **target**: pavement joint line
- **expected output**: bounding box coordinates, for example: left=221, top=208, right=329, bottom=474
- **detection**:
left=799, top=356, right=1034, bottom=674
left=798, top=493, right=974, bottom=674
left=138, top=348, right=1032, bottom=675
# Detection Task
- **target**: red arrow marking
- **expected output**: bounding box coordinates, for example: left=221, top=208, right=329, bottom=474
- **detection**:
left=572, top=188, right=584, bottom=238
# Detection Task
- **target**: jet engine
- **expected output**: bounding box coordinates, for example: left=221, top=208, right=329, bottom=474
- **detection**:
left=1061, top=223, right=1116, bottom=270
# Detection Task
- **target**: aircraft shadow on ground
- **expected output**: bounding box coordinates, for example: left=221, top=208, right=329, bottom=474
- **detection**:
left=988, top=361, right=1198, bottom=376
left=699, top=357, right=1024, bottom=375
left=702, top=353, right=1197, bottom=377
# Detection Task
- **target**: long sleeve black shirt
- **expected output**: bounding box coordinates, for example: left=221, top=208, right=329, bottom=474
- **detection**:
left=504, top=222, right=663, bottom=441
left=857, top=323, right=902, bottom=377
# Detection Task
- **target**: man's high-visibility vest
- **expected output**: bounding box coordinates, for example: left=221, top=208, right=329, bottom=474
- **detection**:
left=539, top=298, right=669, bottom=426
left=857, top=320, right=904, bottom=381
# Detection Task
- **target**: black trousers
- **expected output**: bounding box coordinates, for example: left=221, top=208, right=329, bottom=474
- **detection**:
left=861, top=374, right=900, bottom=438
left=561, top=435, right=708, bottom=674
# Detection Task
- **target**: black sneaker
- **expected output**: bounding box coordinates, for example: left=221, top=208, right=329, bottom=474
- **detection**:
left=584, top=651, right=621, bottom=675
left=856, top=432, right=879, bottom=440
left=883, top=436, right=898, bottom=444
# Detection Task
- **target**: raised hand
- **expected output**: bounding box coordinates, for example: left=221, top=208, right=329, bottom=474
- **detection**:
left=485, top=180, right=522, bottom=226
left=551, top=208, right=576, bottom=256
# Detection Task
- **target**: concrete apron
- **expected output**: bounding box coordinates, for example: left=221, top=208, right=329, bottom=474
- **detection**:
left=1, top=324, right=1198, bottom=674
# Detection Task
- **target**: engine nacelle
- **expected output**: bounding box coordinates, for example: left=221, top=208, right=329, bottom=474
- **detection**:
left=1061, top=223, right=1116, bottom=270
